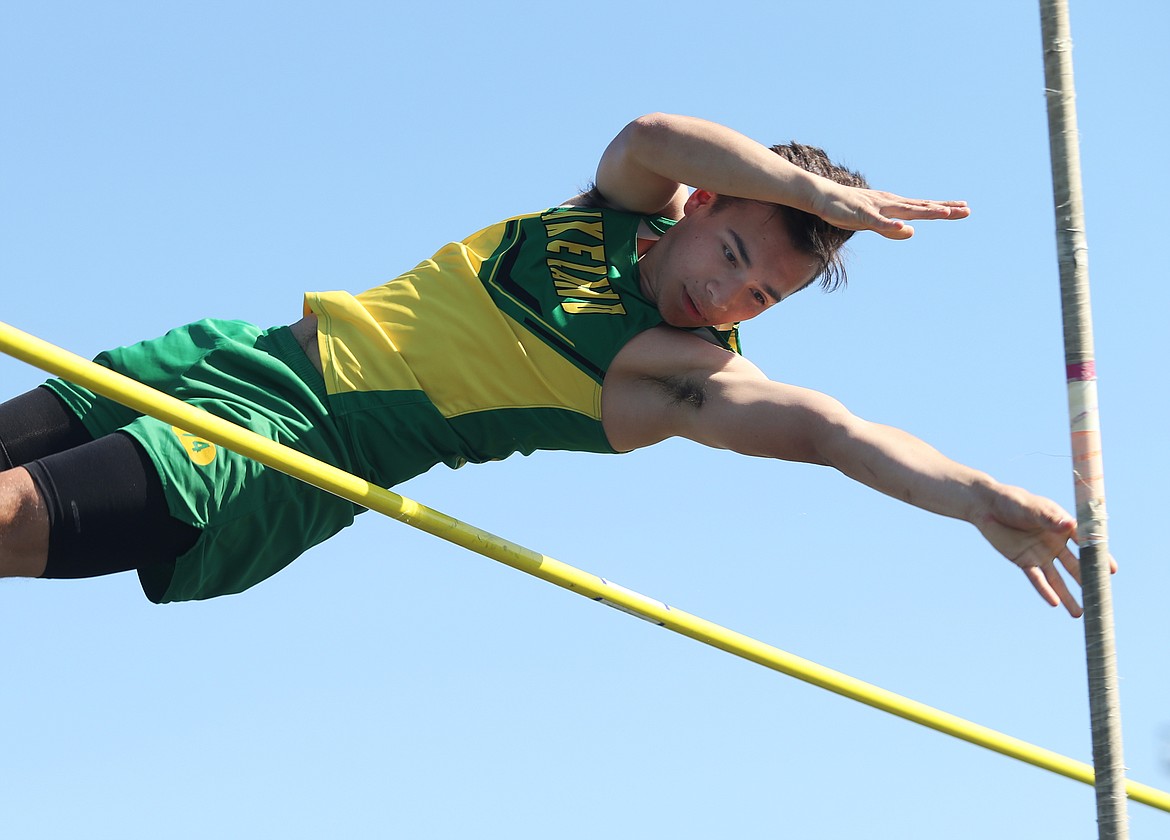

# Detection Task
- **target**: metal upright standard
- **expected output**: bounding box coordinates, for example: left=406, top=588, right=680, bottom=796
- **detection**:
left=1038, top=2, right=1128, bottom=837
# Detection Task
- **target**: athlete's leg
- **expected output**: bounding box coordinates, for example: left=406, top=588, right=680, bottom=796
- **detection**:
left=0, top=386, right=93, bottom=470
left=0, top=387, right=87, bottom=577
left=23, top=433, right=200, bottom=581
left=0, top=388, right=199, bottom=582
left=0, top=467, right=49, bottom=577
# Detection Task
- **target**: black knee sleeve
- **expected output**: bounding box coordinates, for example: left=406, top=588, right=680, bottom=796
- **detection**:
left=25, top=431, right=200, bottom=579
left=0, top=386, right=92, bottom=470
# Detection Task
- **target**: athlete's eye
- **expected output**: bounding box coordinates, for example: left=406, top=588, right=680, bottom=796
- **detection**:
left=752, top=290, right=767, bottom=306
left=723, top=246, right=736, bottom=264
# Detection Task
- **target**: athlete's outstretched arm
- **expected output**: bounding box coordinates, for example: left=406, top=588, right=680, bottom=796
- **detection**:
left=604, top=328, right=1093, bottom=616
left=592, top=112, right=969, bottom=239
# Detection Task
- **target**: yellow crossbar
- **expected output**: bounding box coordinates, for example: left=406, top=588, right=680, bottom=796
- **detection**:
left=2, top=319, right=1167, bottom=814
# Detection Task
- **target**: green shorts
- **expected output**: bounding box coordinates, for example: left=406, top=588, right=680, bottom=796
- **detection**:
left=44, top=319, right=361, bottom=603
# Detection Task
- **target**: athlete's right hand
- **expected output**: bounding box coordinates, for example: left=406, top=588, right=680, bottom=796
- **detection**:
left=811, top=184, right=970, bottom=240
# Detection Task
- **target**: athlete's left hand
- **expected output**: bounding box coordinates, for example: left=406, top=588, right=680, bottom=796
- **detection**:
left=970, top=483, right=1115, bottom=617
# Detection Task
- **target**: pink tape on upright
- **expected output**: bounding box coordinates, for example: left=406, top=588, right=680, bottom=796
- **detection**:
left=1066, top=361, right=1097, bottom=381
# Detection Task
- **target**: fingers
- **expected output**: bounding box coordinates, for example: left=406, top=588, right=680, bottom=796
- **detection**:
left=1021, top=537, right=1086, bottom=618
left=1058, top=547, right=1081, bottom=586
left=1046, top=564, right=1084, bottom=618
left=1023, top=563, right=1084, bottom=618
left=1048, top=512, right=1076, bottom=534
left=870, top=197, right=969, bottom=240
left=885, top=199, right=970, bottom=221
left=1020, top=540, right=1121, bottom=619
left=1058, top=517, right=1117, bottom=575
left=1023, top=566, right=1059, bottom=607
left=1062, top=545, right=1119, bottom=586
left=876, top=220, right=915, bottom=241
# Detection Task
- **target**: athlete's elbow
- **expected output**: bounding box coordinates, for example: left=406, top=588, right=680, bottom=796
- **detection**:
left=806, top=401, right=866, bottom=468
left=623, top=114, right=685, bottom=159
left=751, top=397, right=858, bottom=465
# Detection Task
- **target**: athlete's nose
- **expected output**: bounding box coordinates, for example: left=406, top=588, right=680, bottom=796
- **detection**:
left=706, top=277, right=739, bottom=311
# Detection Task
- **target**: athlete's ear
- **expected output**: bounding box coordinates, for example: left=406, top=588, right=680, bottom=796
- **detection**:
left=683, top=189, right=717, bottom=214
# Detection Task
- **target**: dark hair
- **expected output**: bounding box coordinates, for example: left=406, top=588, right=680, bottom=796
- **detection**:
left=714, top=142, right=868, bottom=292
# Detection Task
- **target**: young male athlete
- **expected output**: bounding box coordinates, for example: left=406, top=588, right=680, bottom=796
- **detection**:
left=0, top=113, right=1092, bottom=614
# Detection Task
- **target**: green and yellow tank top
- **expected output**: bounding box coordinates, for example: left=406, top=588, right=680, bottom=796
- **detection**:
left=305, top=205, right=740, bottom=487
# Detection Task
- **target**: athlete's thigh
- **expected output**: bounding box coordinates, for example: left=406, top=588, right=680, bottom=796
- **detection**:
left=28, top=430, right=200, bottom=579
left=0, top=387, right=92, bottom=470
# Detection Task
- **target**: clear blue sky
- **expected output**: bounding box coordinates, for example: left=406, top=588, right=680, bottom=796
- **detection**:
left=3, top=2, right=1168, bottom=837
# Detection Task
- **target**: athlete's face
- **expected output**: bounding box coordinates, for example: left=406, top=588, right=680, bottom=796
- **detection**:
left=639, top=191, right=820, bottom=329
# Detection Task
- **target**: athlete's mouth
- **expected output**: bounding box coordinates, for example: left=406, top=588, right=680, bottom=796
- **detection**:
left=684, top=290, right=704, bottom=322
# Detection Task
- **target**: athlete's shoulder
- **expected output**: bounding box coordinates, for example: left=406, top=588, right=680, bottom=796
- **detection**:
left=609, top=325, right=756, bottom=381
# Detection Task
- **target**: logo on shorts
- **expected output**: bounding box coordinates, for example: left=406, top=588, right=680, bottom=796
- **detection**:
left=171, top=426, right=217, bottom=465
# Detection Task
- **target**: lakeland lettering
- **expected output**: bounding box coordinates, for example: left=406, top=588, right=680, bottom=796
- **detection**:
left=542, top=209, right=626, bottom=315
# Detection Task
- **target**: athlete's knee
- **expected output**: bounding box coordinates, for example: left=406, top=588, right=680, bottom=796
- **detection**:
left=0, top=466, right=50, bottom=578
